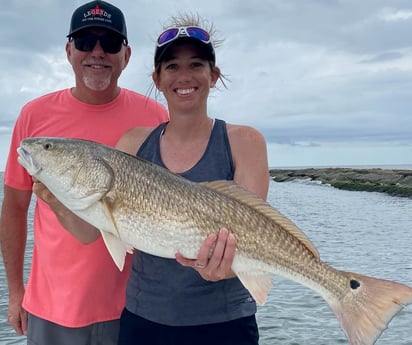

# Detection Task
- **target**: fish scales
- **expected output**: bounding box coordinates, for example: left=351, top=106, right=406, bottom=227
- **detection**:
left=17, top=137, right=412, bottom=345
left=109, top=150, right=321, bottom=280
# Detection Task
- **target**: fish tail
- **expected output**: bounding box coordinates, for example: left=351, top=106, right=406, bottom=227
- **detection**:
left=328, top=271, right=412, bottom=345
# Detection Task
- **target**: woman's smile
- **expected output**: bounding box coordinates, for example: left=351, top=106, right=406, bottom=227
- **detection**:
left=176, top=87, right=196, bottom=95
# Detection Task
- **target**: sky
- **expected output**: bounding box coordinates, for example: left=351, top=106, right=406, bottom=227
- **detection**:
left=1, top=0, right=412, bottom=170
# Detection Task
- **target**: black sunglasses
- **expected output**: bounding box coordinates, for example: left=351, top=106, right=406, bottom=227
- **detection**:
left=70, top=32, right=127, bottom=54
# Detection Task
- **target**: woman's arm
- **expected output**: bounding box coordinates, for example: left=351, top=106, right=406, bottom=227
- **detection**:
left=229, top=124, right=270, bottom=200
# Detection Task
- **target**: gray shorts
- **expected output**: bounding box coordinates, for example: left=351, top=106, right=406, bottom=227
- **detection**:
left=27, top=313, right=120, bottom=345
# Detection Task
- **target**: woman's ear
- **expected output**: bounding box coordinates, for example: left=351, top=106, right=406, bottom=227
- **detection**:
left=152, top=71, right=162, bottom=91
left=210, top=66, right=220, bottom=88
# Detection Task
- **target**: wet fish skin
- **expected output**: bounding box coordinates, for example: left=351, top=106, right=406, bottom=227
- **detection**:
left=17, top=137, right=412, bottom=345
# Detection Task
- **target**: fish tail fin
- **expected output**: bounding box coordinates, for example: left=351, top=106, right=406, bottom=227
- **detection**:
left=328, top=271, right=412, bottom=345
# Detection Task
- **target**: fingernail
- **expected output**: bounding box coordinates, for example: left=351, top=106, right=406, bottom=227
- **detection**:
left=220, top=228, right=228, bottom=235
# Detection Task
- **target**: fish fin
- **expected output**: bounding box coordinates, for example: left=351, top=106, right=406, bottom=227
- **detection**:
left=236, top=270, right=273, bottom=306
left=327, top=271, right=412, bottom=345
left=201, top=180, right=319, bottom=259
left=99, top=230, right=129, bottom=271
left=60, top=158, right=114, bottom=211
left=102, top=197, right=122, bottom=239
left=59, top=190, right=107, bottom=212
left=101, top=197, right=134, bottom=256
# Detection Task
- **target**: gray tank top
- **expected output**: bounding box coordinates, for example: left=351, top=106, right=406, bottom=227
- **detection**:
left=125, top=119, right=257, bottom=326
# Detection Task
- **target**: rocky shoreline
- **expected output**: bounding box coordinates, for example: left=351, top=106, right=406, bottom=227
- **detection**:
left=269, top=167, right=412, bottom=198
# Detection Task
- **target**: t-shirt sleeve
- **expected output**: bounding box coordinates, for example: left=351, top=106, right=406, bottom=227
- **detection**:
left=4, top=107, right=34, bottom=190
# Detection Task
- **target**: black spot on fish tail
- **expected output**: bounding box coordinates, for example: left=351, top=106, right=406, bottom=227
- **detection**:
left=350, top=279, right=361, bottom=290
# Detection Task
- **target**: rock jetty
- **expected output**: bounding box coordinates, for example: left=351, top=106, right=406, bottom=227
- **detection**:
left=269, top=167, right=412, bottom=198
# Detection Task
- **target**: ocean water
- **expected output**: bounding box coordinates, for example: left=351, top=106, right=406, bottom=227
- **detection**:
left=0, top=173, right=411, bottom=344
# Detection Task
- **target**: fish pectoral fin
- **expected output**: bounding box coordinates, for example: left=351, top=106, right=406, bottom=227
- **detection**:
left=236, top=271, right=273, bottom=306
left=60, top=191, right=107, bottom=211
left=100, top=198, right=134, bottom=258
left=99, top=230, right=129, bottom=271
left=102, top=197, right=122, bottom=238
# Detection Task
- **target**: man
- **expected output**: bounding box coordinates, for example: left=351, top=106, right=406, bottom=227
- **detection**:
left=0, top=1, right=168, bottom=344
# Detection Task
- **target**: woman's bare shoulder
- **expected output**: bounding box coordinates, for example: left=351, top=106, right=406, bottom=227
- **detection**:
left=116, top=126, right=155, bottom=155
left=226, top=123, right=265, bottom=145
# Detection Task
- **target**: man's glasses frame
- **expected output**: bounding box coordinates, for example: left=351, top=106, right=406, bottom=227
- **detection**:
left=69, top=31, right=127, bottom=54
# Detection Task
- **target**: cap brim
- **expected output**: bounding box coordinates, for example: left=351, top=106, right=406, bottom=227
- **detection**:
left=67, top=24, right=126, bottom=38
left=155, top=37, right=215, bottom=65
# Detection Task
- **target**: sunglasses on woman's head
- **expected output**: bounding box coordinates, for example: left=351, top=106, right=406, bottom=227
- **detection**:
left=70, top=32, right=127, bottom=54
left=157, top=26, right=211, bottom=47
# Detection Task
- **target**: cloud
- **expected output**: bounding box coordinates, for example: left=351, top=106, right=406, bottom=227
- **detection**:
left=1, top=0, right=411, bottom=171
left=380, top=8, right=412, bottom=22
left=360, top=51, right=403, bottom=63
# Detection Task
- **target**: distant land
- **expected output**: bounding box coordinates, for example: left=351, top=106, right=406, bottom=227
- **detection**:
left=270, top=167, right=412, bottom=198
left=2, top=167, right=412, bottom=198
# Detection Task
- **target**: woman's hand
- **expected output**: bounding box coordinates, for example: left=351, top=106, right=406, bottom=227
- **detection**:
left=175, top=228, right=237, bottom=281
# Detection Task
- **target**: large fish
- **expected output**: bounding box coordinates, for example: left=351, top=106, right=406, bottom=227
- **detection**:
left=17, top=137, right=412, bottom=345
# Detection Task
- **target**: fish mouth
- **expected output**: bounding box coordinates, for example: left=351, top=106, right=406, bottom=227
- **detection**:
left=17, top=147, right=42, bottom=176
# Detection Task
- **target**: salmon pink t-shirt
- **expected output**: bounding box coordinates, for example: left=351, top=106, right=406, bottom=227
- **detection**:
left=4, top=88, right=168, bottom=327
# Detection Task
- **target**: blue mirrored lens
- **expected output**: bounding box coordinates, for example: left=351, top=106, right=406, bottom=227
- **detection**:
left=186, top=27, right=210, bottom=42
left=157, top=28, right=179, bottom=45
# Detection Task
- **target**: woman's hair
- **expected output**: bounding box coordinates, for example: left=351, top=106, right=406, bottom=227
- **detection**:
left=153, top=12, right=228, bottom=89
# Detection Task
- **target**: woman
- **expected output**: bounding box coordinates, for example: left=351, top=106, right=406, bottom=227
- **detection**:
left=116, top=14, right=269, bottom=345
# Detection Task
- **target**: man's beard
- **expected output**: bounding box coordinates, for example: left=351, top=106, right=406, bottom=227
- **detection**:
left=83, top=75, right=111, bottom=91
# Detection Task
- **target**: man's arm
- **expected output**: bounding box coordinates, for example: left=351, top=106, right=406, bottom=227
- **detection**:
left=0, top=185, right=31, bottom=335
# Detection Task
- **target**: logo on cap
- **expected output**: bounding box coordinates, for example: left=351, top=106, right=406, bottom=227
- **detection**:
left=83, top=5, right=112, bottom=24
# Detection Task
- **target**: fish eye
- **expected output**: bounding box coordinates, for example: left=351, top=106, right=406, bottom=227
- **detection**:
left=43, top=142, right=53, bottom=150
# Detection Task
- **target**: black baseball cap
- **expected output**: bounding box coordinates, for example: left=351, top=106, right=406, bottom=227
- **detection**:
left=67, top=0, right=127, bottom=39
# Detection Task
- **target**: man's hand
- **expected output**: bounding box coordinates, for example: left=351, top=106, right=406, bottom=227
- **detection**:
left=8, top=289, right=27, bottom=336
left=32, top=180, right=100, bottom=243
left=32, top=180, right=64, bottom=213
